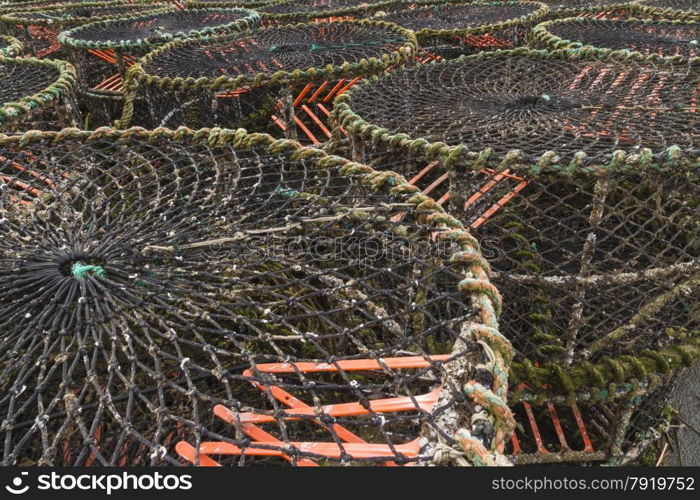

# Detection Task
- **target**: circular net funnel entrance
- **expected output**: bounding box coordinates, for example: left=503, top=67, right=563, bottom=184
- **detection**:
left=0, top=128, right=509, bottom=467
left=635, top=0, right=700, bottom=20
left=534, top=18, right=700, bottom=59
left=0, top=57, right=78, bottom=132
left=119, top=20, right=416, bottom=130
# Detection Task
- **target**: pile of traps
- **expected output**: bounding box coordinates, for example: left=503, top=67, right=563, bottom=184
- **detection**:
left=0, top=0, right=696, bottom=468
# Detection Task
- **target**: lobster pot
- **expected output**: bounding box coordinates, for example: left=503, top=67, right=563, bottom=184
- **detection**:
left=0, top=57, right=79, bottom=132
left=632, top=0, right=700, bottom=21
left=0, top=35, right=23, bottom=56
left=117, top=20, right=417, bottom=134
left=0, top=1, right=171, bottom=58
left=185, top=0, right=276, bottom=8
left=58, top=8, right=260, bottom=127
left=532, top=18, right=699, bottom=60
left=0, top=127, right=509, bottom=467
left=367, top=1, right=550, bottom=60
left=540, top=1, right=636, bottom=21
left=259, top=0, right=402, bottom=26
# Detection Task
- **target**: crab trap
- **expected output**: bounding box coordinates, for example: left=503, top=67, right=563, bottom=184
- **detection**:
left=330, top=49, right=699, bottom=462
left=0, top=126, right=514, bottom=466
left=368, top=1, right=550, bottom=60
left=632, top=0, right=700, bottom=21
left=0, top=56, right=79, bottom=132
left=540, top=0, right=635, bottom=21
left=58, top=7, right=260, bottom=127
left=259, top=0, right=402, bottom=26
left=115, top=19, right=417, bottom=133
left=0, top=0, right=172, bottom=58
left=532, top=18, right=699, bottom=60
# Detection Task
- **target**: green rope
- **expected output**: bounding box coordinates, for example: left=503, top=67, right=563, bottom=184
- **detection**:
left=71, top=262, right=106, bottom=280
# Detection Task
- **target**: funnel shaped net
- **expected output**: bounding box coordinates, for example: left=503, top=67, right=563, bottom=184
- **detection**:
left=635, top=0, right=700, bottom=20
left=0, top=128, right=511, bottom=467
left=0, top=1, right=173, bottom=57
left=0, top=57, right=78, bottom=132
left=534, top=18, right=700, bottom=60
left=118, top=20, right=416, bottom=130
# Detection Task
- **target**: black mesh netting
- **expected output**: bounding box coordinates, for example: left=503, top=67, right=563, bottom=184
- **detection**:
left=119, top=20, right=414, bottom=130
left=0, top=129, right=506, bottom=466
left=537, top=18, right=700, bottom=59
left=339, top=52, right=698, bottom=164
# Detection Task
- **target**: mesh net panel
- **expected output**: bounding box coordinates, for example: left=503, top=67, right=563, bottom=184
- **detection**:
left=535, top=18, right=700, bottom=59
left=119, top=20, right=415, bottom=130
left=0, top=128, right=508, bottom=466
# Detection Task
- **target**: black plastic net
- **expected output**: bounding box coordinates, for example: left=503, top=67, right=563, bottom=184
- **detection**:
left=534, top=18, right=700, bottom=59
left=0, top=128, right=510, bottom=467
left=118, top=20, right=415, bottom=131
left=0, top=57, right=79, bottom=132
